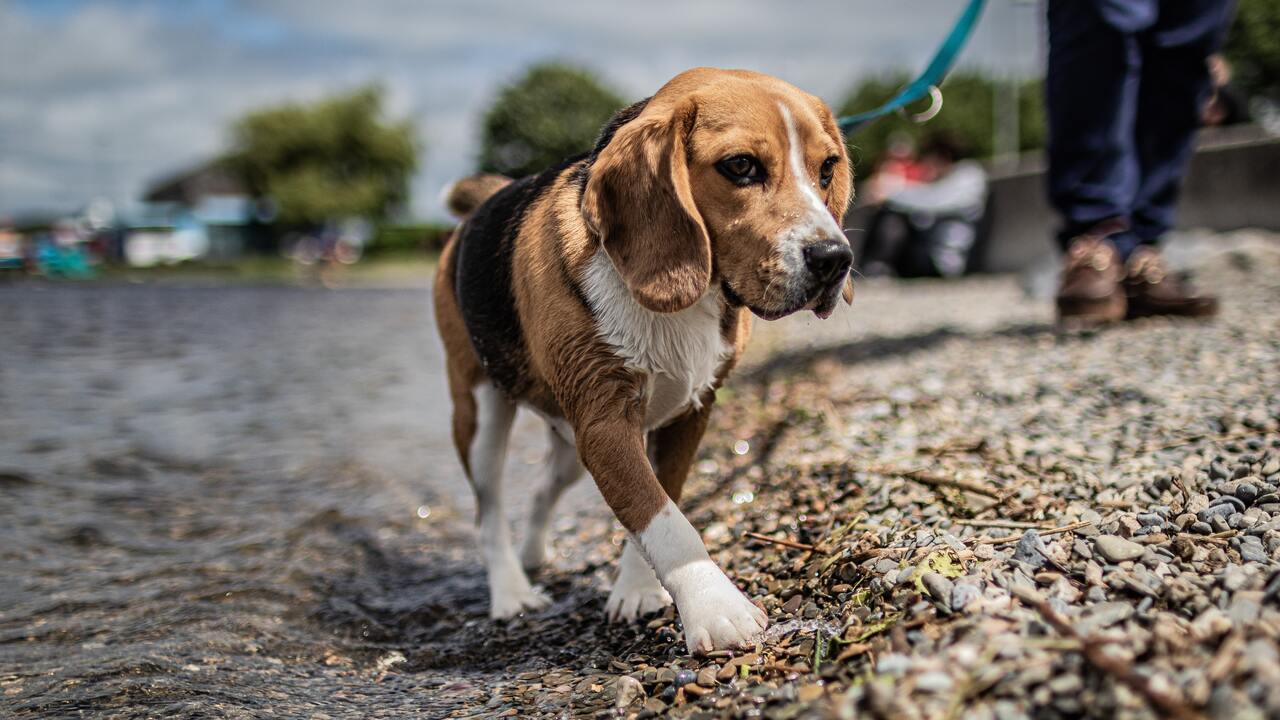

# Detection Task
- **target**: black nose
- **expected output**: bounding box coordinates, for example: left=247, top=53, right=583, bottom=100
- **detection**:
left=803, top=240, right=853, bottom=284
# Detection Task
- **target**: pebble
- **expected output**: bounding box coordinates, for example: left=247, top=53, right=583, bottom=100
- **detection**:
left=922, top=572, right=955, bottom=603
left=915, top=671, right=954, bottom=693
left=951, top=583, right=982, bottom=612
left=615, top=675, right=644, bottom=708
left=1094, top=535, right=1145, bottom=563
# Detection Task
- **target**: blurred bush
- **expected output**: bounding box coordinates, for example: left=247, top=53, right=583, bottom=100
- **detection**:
left=226, top=85, right=419, bottom=227
left=478, top=62, right=626, bottom=178
left=837, top=72, right=1045, bottom=176
left=1225, top=0, right=1280, bottom=102
left=365, top=222, right=453, bottom=256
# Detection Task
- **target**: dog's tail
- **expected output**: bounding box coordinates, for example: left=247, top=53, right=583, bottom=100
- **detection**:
left=440, top=173, right=513, bottom=221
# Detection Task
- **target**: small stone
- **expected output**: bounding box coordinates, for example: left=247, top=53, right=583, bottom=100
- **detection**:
left=1199, top=504, right=1236, bottom=523
left=1077, top=601, right=1134, bottom=634
left=782, top=594, right=803, bottom=615
left=1094, top=535, right=1145, bottom=563
left=1175, top=513, right=1198, bottom=530
left=697, top=666, right=718, bottom=688
left=922, top=572, right=955, bottom=602
left=1240, top=543, right=1269, bottom=564
left=797, top=683, right=825, bottom=703
left=1136, top=513, right=1163, bottom=527
left=1012, top=530, right=1049, bottom=568
left=673, top=669, right=696, bottom=688
left=915, top=671, right=953, bottom=693
left=1191, top=521, right=1214, bottom=535
left=615, top=675, right=644, bottom=708
left=951, top=583, right=982, bottom=612
left=1236, top=482, right=1260, bottom=505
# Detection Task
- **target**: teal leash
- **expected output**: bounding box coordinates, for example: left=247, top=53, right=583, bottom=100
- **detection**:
left=837, top=0, right=988, bottom=133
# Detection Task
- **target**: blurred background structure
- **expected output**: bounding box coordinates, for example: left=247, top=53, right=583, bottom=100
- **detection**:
left=0, top=0, right=1276, bottom=274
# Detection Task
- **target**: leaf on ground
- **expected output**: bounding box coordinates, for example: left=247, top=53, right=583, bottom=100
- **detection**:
left=912, top=550, right=964, bottom=595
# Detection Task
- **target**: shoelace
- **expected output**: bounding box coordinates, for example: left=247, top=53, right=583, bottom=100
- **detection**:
left=1127, top=251, right=1167, bottom=284
left=1068, top=241, right=1115, bottom=272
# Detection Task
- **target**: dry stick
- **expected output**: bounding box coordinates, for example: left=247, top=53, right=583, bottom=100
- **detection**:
left=863, top=465, right=1003, bottom=499
left=974, top=520, right=1092, bottom=546
left=1011, top=585, right=1206, bottom=720
left=953, top=519, right=1052, bottom=530
left=742, top=531, right=823, bottom=554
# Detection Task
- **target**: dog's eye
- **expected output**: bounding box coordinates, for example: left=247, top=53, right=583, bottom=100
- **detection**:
left=820, top=156, right=839, bottom=189
left=716, top=155, right=763, bottom=186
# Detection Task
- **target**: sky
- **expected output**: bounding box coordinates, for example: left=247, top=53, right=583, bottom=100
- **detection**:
left=0, top=0, right=1044, bottom=221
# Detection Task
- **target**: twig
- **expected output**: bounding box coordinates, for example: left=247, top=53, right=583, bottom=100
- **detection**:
left=862, top=465, right=1003, bottom=499
left=953, top=519, right=1052, bottom=530
left=973, top=520, right=1092, bottom=546
left=742, top=531, right=824, bottom=554
left=1012, top=585, right=1205, bottom=720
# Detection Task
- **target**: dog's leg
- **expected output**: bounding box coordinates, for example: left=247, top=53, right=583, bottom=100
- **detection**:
left=574, top=390, right=765, bottom=654
left=520, top=424, right=584, bottom=572
left=606, top=405, right=709, bottom=621
left=468, top=382, right=548, bottom=619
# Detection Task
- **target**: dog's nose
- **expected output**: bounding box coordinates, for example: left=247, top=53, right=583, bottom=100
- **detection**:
left=803, top=240, right=853, bottom=284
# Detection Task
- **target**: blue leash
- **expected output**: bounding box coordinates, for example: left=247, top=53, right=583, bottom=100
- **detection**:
left=837, top=0, right=988, bottom=133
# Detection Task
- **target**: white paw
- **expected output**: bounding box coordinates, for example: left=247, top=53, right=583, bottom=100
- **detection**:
left=667, top=561, right=767, bottom=655
left=488, top=565, right=549, bottom=619
left=606, top=581, right=673, bottom=622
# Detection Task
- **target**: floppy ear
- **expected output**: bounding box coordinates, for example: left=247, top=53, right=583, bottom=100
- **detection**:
left=581, top=100, right=711, bottom=313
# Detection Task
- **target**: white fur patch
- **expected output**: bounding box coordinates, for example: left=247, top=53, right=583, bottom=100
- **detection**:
left=605, top=539, right=673, bottom=621
left=779, top=103, right=844, bottom=239
left=635, top=500, right=767, bottom=654
left=582, top=251, right=730, bottom=430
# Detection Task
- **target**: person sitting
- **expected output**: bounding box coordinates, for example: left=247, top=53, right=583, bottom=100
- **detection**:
left=858, top=132, right=989, bottom=278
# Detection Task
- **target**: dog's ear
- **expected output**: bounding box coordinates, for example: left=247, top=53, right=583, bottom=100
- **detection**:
left=815, top=100, right=854, bottom=226
left=581, top=99, right=710, bottom=313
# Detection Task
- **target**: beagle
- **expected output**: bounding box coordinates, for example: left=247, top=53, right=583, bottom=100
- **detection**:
left=434, top=68, right=854, bottom=654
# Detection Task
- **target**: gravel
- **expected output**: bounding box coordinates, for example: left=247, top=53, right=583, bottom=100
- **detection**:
left=2, top=229, right=1279, bottom=719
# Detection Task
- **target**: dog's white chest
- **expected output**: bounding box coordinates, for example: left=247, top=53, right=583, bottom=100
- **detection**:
left=582, top=252, right=729, bottom=430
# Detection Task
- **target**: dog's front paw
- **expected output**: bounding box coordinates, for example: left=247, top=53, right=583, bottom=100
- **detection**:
left=667, top=561, right=767, bottom=655
left=606, top=581, right=673, bottom=622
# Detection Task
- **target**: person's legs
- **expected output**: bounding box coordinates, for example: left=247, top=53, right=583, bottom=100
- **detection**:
left=1129, top=0, right=1235, bottom=246
left=1046, top=0, right=1151, bottom=259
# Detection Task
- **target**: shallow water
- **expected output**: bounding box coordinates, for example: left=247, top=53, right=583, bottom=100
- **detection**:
left=0, top=283, right=625, bottom=718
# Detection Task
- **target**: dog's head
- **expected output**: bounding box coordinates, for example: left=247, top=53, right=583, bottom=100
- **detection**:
left=582, top=67, right=854, bottom=319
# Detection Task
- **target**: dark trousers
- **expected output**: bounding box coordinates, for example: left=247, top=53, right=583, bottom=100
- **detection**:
left=1046, top=0, right=1235, bottom=258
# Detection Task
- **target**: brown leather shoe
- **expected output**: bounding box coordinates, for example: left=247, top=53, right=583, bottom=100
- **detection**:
left=1123, top=246, right=1219, bottom=319
left=1056, top=232, right=1126, bottom=324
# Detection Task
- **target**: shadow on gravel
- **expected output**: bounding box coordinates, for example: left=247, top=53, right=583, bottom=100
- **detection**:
left=745, top=321, right=1056, bottom=385
left=298, top=513, right=656, bottom=675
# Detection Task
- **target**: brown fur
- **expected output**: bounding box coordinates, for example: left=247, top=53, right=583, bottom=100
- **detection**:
left=436, top=68, right=851, bottom=534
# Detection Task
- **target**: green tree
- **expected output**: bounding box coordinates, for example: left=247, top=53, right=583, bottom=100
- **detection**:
left=226, top=85, right=418, bottom=227
left=478, top=62, right=626, bottom=178
left=1224, top=0, right=1280, bottom=101
left=837, top=72, right=1045, bottom=176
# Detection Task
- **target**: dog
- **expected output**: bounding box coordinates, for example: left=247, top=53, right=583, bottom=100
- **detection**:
left=434, top=67, right=854, bottom=654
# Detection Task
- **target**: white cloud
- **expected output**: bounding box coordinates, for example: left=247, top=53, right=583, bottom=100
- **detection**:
left=0, top=0, right=1043, bottom=220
